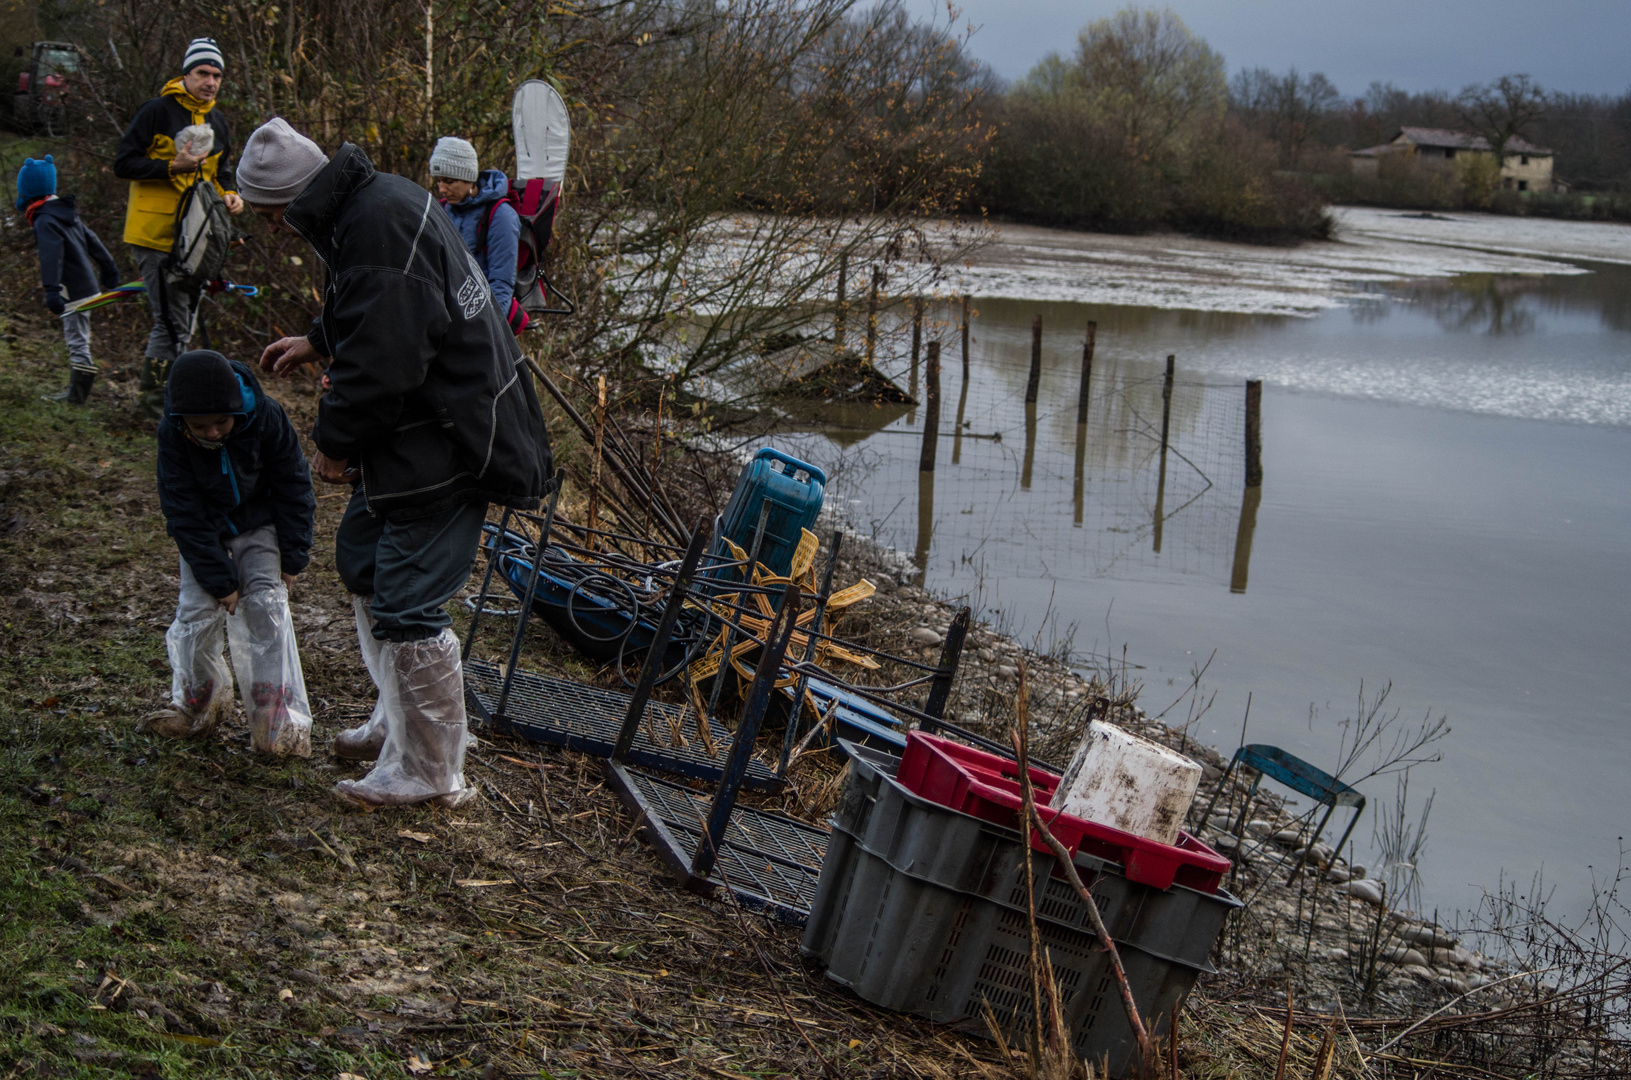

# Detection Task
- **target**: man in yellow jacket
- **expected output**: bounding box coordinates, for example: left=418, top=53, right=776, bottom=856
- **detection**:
left=113, top=37, right=245, bottom=415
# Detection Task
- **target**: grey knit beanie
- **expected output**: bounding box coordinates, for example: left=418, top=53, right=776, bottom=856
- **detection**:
left=429, top=136, right=479, bottom=183
left=237, top=118, right=329, bottom=205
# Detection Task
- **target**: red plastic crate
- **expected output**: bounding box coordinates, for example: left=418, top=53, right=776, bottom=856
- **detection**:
left=897, top=732, right=1230, bottom=893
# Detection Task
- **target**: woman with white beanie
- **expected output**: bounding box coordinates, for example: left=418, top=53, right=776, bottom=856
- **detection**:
left=429, top=135, right=523, bottom=328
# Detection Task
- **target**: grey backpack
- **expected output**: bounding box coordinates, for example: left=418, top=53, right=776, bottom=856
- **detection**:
left=167, top=177, right=234, bottom=293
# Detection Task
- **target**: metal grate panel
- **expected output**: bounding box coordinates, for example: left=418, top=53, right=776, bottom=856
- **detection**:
left=465, top=658, right=783, bottom=792
left=612, top=766, right=829, bottom=925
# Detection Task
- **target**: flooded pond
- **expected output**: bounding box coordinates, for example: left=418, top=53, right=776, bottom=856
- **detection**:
left=778, top=211, right=1631, bottom=921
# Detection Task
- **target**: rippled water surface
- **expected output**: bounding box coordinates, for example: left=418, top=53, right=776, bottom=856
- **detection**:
left=779, top=224, right=1631, bottom=920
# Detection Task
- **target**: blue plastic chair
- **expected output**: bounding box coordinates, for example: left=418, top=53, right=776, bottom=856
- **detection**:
left=1201, top=743, right=1366, bottom=883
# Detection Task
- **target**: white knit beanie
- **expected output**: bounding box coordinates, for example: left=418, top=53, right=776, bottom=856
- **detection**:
left=182, top=37, right=224, bottom=74
left=429, top=136, right=479, bottom=183
left=237, top=118, right=329, bottom=205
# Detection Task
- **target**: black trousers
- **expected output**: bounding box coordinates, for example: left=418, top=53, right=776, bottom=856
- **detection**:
left=335, top=488, right=487, bottom=641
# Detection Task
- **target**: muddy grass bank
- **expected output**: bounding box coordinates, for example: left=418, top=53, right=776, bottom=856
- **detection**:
left=0, top=315, right=1620, bottom=1078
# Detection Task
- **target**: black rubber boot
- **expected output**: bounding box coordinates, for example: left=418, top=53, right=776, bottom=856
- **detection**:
left=66, top=369, right=95, bottom=405
left=138, top=358, right=169, bottom=419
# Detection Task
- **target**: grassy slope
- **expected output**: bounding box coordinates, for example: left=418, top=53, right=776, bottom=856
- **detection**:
left=0, top=320, right=1014, bottom=1080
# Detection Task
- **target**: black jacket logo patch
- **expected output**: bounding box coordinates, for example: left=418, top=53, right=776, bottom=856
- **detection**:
left=456, top=255, right=489, bottom=320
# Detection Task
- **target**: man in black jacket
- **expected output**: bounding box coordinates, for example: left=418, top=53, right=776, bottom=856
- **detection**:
left=244, top=118, right=552, bottom=808
left=143, top=351, right=316, bottom=758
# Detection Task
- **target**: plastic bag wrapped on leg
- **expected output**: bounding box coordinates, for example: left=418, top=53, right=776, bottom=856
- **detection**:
left=335, top=630, right=472, bottom=808
left=334, top=595, right=388, bottom=761
left=227, top=584, right=313, bottom=758
left=147, top=610, right=234, bottom=736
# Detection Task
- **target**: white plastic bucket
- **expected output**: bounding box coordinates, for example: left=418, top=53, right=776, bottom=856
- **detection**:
left=1055, top=720, right=1202, bottom=846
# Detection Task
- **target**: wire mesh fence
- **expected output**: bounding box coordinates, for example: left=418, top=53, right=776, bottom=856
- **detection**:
left=777, top=306, right=1258, bottom=601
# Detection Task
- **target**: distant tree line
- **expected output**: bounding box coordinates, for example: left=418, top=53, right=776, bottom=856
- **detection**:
left=1230, top=71, right=1631, bottom=192
left=973, top=5, right=1631, bottom=235
left=972, top=7, right=1332, bottom=242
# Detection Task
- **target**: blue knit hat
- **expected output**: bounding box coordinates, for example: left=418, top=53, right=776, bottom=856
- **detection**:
left=15, top=155, right=55, bottom=211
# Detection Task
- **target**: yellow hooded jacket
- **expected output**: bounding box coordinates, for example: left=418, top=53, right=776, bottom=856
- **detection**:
left=112, top=78, right=238, bottom=251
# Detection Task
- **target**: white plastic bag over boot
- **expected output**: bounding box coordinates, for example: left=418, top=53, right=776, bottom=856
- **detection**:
left=334, top=629, right=473, bottom=808
left=148, top=609, right=235, bottom=735
left=333, top=595, right=389, bottom=760
left=225, top=583, right=313, bottom=758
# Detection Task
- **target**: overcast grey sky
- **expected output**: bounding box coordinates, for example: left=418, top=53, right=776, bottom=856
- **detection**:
left=903, top=0, right=1631, bottom=98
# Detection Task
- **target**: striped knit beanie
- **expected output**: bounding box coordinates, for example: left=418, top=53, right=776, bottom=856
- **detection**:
left=182, top=38, right=224, bottom=74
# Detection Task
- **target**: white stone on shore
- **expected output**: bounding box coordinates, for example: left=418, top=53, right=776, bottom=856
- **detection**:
left=1346, top=879, right=1384, bottom=905
left=977, top=648, right=996, bottom=663
left=1246, top=819, right=1275, bottom=837
left=909, top=627, right=943, bottom=646
left=1436, top=972, right=1471, bottom=995
left=1383, top=946, right=1430, bottom=968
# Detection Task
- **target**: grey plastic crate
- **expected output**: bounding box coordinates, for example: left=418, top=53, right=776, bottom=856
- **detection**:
left=803, top=742, right=1238, bottom=1076
left=818, top=742, right=1237, bottom=967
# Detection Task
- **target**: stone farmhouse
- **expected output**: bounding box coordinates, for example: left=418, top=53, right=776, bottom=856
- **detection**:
left=1350, top=127, right=1557, bottom=191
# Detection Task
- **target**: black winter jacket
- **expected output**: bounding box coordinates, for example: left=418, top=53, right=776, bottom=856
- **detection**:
left=30, top=197, right=119, bottom=303
left=284, top=144, right=552, bottom=520
left=157, top=362, right=315, bottom=599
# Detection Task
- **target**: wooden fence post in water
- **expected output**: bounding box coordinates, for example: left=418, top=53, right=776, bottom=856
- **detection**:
left=1077, top=321, right=1097, bottom=425
left=834, top=252, right=848, bottom=350
left=911, top=297, right=924, bottom=372
left=1244, top=379, right=1263, bottom=487
left=920, top=341, right=941, bottom=473
left=961, top=295, right=971, bottom=381
left=863, top=267, right=883, bottom=366
left=1025, top=313, right=1043, bottom=403
left=1159, top=354, right=1175, bottom=457
left=1154, top=355, right=1175, bottom=554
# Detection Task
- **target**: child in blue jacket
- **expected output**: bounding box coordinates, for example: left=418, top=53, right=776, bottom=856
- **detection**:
left=142, top=350, right=318, bottom=757
left=17, top=155, right=120, bottom=404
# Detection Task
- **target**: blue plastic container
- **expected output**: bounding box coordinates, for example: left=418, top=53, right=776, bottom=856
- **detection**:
left=714, top=448, right=826, bottom=579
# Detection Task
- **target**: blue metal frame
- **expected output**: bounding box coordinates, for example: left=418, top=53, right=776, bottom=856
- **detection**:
left=1202, top=743, right=1366, bottom=884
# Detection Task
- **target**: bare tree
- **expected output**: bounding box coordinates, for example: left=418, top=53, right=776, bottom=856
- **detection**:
left=1075, top=5, right=1226, bottom=161
left=1229, top=66, right=1340, bottom=167
left=1459, top=72, right=1549, bottom=159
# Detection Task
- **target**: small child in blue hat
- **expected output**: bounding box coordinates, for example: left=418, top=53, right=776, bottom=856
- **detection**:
left=17, top=155, right=120, bottom=404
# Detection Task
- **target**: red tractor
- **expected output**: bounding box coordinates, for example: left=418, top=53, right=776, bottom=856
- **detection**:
left=12, top=41, right=80, bottom=135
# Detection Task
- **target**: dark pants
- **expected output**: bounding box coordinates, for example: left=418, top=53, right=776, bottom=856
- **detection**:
left=335, top=489, right=488, bottom=642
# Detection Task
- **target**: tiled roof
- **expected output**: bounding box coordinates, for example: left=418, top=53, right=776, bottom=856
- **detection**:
left=1394, top=127, right=1553, bottom=155
left=1396, top=127, right=1488, bottom=150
